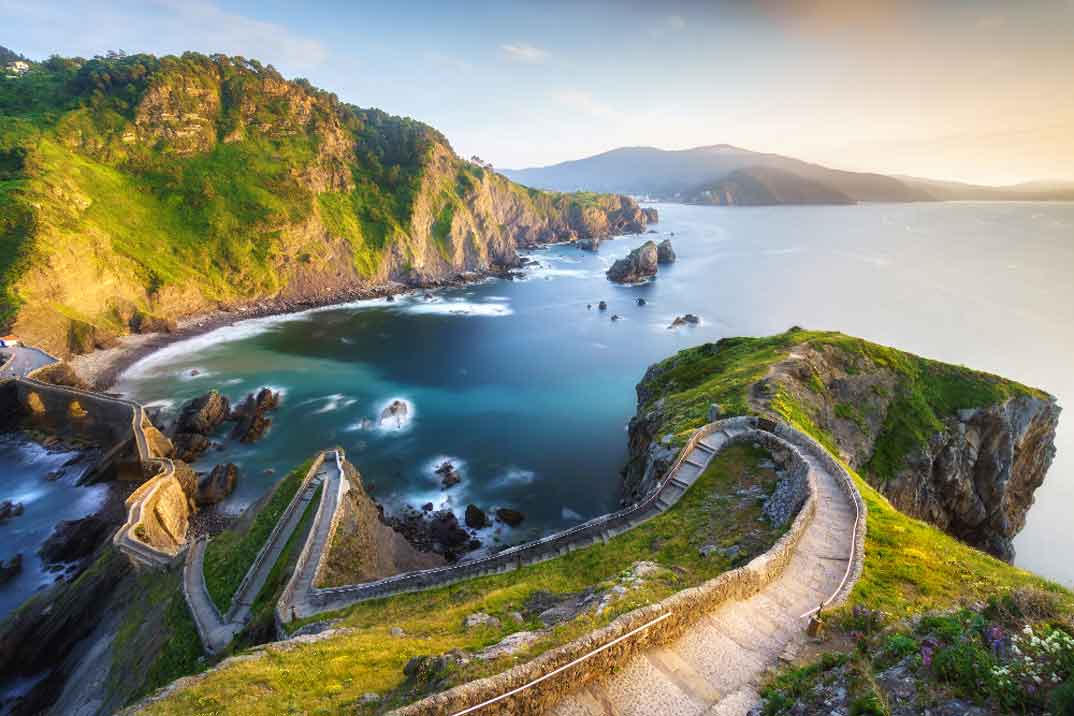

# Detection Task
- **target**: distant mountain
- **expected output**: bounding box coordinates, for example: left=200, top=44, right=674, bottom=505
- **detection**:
left=503, top=145, right=1074, bottom=204
left=684, top=166, right=853, bottom=206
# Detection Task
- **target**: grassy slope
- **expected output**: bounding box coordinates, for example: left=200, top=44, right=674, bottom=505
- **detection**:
left=202, top=460, right=311, bottom=613
left=141, top=443, right=784, bottom=715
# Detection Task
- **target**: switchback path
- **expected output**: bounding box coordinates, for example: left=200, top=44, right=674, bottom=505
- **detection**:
left=183, top=454, right=335, bottom=654
left=549, top=438, right=857, bottom=716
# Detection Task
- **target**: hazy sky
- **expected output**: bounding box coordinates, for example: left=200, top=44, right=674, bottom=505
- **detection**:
left=3, top=0, right=1073, bottom=184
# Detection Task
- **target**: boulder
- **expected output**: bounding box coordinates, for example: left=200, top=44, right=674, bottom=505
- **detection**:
left=39, top=516, right=110, bottom=564
left=0, top=500, right=24, bottom=522
left=172, top=432, right=211, bottom=462
left=642, top=207, right=659, bottom=223
left=196, top=463, right=239, bottom=506
left=176, top=390, right=230, bottom=435
left=429, top=510, right=471, bottom=557
left=229, top=387, right=279, bottom=443
left=0, top=554, right=21, bottom=585
left=464, top=504, right=488, bottom=529
left=379, top=399, right=409, bottom=429
left=656, top=239, right=676, bottom=264
left=606, top=241, right=659, bottom=283
left=495, top=508, right=525, bottom=527
left=668, top=314, right=700, bottom=329
left=636, top=297, right=647, bottom=306
left=435, top=461, right=461, bottom=488
left=575, top=238, right=601, bottom=251
left=463, top=612, right=501, bottom=630
left=597, top=300, right=608, bottom=311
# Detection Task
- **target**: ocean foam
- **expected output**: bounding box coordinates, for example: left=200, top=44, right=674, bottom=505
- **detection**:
left=402, top=300, right=513, bottom=317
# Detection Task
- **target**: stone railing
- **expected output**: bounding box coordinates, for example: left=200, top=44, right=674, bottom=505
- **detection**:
left=390, top=426, right=825, bottom=716
left=227, top=451, right=328, bottom=623
left=286, top=417, right=762, bottom=618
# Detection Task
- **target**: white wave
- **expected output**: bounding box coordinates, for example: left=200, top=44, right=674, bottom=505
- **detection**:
left=562, top=507, right=584, bottom=522
left=143, top=398, right=176, bottom=411
left=483, top=295, right=510, bottom=302
left=313, top=394, right=348, bottom=414
left=120, top=295, right=395, bottom=381
left=340, top=337, right=355, bottom=344
left=763, top=247, right=802, bottom=256
left=519, top=267, right=595, bottom=281
left=494, top=467, right=536, bottom=487
left=376, top=397, right=415, bottom=432
left=222, top=378, right=243, bottom=386
left=403, top=301, right=513, bottom=317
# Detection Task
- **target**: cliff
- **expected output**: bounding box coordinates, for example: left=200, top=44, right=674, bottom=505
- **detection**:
left=624, top=329, right=1059, bottom=561
left=0, top=52, right=654, bottom=356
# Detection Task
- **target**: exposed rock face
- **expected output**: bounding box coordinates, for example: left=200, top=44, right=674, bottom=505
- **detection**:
left=625, top=335, right=1061, bottom=561
left=880, top=398, right=1059, bottom=561
left=575, top=238, right=601, bottom=251
left=172, top=432, right=210, bottom=462
left=4, top=53, right=656, bottom=357
left=656, top=239, right=676, bottom=264
left=39, top=516, right=111, bottom=564
left=668, top=314, right=700, bottom=329
left=464, top=504, right=488, bottom=529
left=0, top=500, right=24, bottom=522
left=176, top=390, right=230, bottom=435
left=642, top=208, right=659, bottom=223
left=196, top=463, right=239, bottom=506
left=229, top=387, right=279, bottom=443
left=606, top=241, right=659, bottom=283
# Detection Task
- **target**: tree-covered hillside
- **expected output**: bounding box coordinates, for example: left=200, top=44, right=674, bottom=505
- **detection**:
left=0, top=51, right=652, bottom=354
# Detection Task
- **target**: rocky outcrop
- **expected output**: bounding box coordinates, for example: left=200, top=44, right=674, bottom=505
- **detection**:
left=196, top=463, right=238, bottom=506
left=464, top=504, right=488, bottom=529
left=656, top=239, right=675, bottom=264
left=0, top=554, right=21, bottom=585
left=606, top=241, right=659, bottom=283
left=625, top=332, right=1060, bottom=561
left=177, top=390, right=230, bottom=435
left=668, top=314, right=699, bottom=329
left=4, top=52, right=656, bottom=357
left=39, top=516, right=111, bottom=564
left=0, top=500, right=24, bottom=522
left=495, top=508, right=525, bottom=527
left=228, top=387, right=279, bottom=443
left=379, top=399, right=409, bottom=429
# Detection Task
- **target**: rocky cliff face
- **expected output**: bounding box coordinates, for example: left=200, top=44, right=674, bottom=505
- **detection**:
left=624, top=331, right=1060, bottom=561
left=1, top=53, right=655, bottom=355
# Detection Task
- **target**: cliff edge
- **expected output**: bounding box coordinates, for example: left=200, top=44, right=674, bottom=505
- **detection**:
left=623, top=329, right=1059, bottom=561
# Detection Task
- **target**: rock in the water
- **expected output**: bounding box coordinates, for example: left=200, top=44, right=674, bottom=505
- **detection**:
left=642, top=207, right=659, bottom=223
left=656, top=239, right=676, bottom=264
left=229, top=387, right=279, bottom=443
left=0, top=554, right=21, bottom=585
left=0, top=500, right=24, bottom=522
left=597, top=300, right=608, bottom=311
left=465, top=504, right=488, bottom=529
left=379, top=399, right=409, bottom=429
left=176, top=390, right=230, bottom=435
left=435, top=461, right=461, bottom=488
left=197, top=463, right=239, bottom=506
left=429, top=510, right=471, bottom=557
left=39, top=516, right=110, bottom=564
left=172, top=432, right=211, bottom=462
left=576, top=238, right=601, bottom=251
left=668, top=314, right=700, bottom=329
left=610, top=314, right=621, bottom=322
left=495, top=508, right=525, bottom=527
left=606, top=241, right=659, bottom=283
left=636, top=297, right=647, bottom=306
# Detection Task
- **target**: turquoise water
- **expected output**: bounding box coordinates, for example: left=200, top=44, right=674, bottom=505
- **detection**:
left=114, top=202, right=1074, bottom=586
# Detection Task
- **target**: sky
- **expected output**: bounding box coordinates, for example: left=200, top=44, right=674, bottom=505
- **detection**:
left=2, top=0, right=1073, bottom=185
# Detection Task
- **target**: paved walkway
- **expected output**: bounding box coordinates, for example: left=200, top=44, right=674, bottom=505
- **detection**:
left=183, top=454, right=337, bottom=654
left=549, top=442, right=857, bottom=716
left=283, top=453, right=344, bottom=620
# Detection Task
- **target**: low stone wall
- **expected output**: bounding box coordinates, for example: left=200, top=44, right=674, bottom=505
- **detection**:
left=299, top=418, right=762, bottom=614
left=390, top=430, right=819, bottom=716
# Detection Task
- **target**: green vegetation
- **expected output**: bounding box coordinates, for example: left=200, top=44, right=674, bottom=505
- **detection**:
left=141, top=443, right=786, bottom=715
left=202, top=460, right=311, bottom=613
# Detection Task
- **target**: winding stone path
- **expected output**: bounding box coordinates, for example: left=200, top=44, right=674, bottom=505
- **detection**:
left=548, top=441, right=857, bottom=716
left=184, top=453, right=336, bottom=654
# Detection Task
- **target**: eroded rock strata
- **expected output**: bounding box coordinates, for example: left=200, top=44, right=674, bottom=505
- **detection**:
left=624, top=330, right=1059, bottom=561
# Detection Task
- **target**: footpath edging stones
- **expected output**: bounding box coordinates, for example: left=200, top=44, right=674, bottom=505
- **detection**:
left=389, top=427, right=824, bottom=716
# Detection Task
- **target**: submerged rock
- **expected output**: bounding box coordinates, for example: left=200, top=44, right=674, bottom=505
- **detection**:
left=606, top=241, right=659, bottom=283
left=495, top=508, right=525, bottom=527
left=0, top=554, right=21, bottom=585
left=379, top=399, right=409, bottom=429
left=197, top=463, right=239, bottom=506
left=668, top=314, right=700, bottom=329
left=0, top=500, right=24, bottom=522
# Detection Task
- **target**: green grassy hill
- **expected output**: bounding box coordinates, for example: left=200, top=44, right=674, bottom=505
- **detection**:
left=0, top=52, right=652, bottom=355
